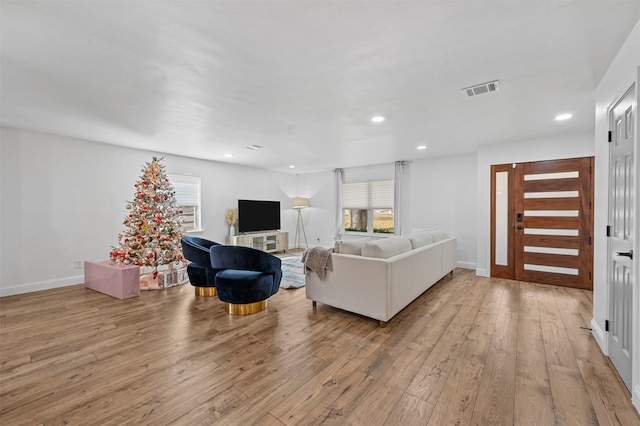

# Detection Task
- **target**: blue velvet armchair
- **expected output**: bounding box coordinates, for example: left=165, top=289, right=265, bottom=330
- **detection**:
left=210, top=245, right=282, bottom=315
left=181, top=236, right=221, bottom=296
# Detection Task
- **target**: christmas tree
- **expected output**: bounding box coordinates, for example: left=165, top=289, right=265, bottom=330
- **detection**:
left=110, top=157, right=185, bottom=273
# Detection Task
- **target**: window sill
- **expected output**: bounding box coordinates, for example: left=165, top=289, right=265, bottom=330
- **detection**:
left=184, top=229, right=205, bottom=234
left=340, top=232, right=395, bottom=238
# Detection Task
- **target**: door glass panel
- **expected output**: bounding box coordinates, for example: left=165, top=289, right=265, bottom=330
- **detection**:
left=524, top=171, right=579, bottom=180
left=524, top=191, right=579, bottom=198
left=524, top=210, right=579, bottom=217
left=524, top=228, right=579, bottom=236
left=524, top=246, right=579, bottom=256
left=524, top=264, right=579, bottom=275
left=495, top=171, right=509, bottom=266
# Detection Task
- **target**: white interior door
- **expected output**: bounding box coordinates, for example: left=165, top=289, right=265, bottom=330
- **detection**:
left=608, top=84, right=635, bottom=391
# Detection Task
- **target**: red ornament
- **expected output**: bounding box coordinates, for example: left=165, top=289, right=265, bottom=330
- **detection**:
left=134, top=183, right=138, bottom=187
left=120, top=253, right=126, bottom=258
left=139, top=192, right=145, bottom=198
left=165, top=237, right=171, bottom=241
left=139, top=262, right=143, bottom=266
left=148, top=253, right=154, bottom=259
left=178, top=210, right=183, bottom=214
left=128, top=214, right=133, bottom=218
left=157, top=234, right=162, bottom=239
left=143, top=206, right=148, bottom=210
left=124, top=238, right=129, bottom=243
left=137, top=235, right=142, bottom=239
left=164, top=195, right=168, bottom=200
left=156, top=197, right=161, bottom=202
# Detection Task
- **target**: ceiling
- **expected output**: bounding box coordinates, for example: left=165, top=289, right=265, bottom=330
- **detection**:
left=1, top=1, right=638, bottom=174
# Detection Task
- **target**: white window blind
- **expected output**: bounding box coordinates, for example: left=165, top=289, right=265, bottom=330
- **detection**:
left=169, top=174, right=200, bottom=206
left=168, top=173, right=201, bottom=232
left=342, top=180, right=393, bottom=209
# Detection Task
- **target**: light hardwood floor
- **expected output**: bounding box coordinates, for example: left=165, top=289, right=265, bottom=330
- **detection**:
left=1, top=268, right=638, bottom=425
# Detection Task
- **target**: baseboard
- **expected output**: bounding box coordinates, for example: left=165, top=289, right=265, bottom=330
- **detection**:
left=456, top=261, right=477, bottom=270
left=633, top=384, right=640, bottom=415
left=475, top=268, right=489, bottom=277
left=0, top=275, right=83, bottom=297
left=590, top=318, right=607, bottom=354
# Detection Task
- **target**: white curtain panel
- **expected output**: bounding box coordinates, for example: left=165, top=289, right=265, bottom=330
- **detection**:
left=394, top=161, right=409, bottom=235
left=333, top=168, right=344, bottom=240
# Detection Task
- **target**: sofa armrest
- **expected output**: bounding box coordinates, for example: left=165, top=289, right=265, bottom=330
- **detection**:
left=305, top=253, right=392, bottom=321
left=440, top=237, right=457, bottom=274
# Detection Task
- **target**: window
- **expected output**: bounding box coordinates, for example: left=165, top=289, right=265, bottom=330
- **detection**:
left=168, top=173, right=201, bottom=232
left=342, top=180, right=394, bottom=234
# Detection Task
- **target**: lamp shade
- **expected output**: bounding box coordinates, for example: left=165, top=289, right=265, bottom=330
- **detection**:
left=292, top=197, right=310, bottom=209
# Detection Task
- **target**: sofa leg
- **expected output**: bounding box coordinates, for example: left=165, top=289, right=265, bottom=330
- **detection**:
left=312, top=301, right=317, bottom=308
left=379, top=320, right=387, bottom=328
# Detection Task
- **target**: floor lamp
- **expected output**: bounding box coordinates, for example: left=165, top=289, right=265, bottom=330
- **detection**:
left=292, top=197, right=309, bottom=249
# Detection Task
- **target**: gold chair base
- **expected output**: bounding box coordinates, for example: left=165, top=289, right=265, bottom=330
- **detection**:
left=225, top=300, right=267, bottom=315
left=195, top=287, right=217, bottom=297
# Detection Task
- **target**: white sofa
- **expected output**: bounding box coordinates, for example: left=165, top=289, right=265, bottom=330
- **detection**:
left=305, top=230, right=456, bottom=326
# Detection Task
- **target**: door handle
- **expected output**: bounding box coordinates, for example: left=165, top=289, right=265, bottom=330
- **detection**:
left=616, top=250, right=633, bottom=260
left=516, top=226, right=523, bottom=230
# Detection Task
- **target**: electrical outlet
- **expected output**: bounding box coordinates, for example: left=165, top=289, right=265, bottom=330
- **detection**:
left=73, top=260, right=83, bottom=269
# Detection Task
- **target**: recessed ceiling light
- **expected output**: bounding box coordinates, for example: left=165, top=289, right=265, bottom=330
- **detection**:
left=224, top=153, right=233, bottom=158
left=246, top=144, right=263, bottom=150
left=417, top=145, right=427, bottom=150
left=555, top=113, right=572, bottom=121
left=289, top=165, right=295, bottom=169
left=371, top=116, right=385, bottom=123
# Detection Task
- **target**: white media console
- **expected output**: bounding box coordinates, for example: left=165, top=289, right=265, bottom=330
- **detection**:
left=225, top=231, right=288, bottom=254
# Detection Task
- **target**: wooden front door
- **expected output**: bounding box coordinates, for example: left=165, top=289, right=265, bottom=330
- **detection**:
left=491, top=157, right=594, bottom=290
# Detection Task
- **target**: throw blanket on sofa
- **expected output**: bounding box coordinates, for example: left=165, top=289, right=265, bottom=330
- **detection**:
left=302, top=247, right=333, bottom=281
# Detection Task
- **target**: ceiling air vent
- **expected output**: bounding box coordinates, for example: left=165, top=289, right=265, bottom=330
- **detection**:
left=462, top=80, right=500, bottom=97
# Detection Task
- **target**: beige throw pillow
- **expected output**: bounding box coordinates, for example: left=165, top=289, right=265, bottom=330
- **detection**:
left=334, top=239, right=368, bottom=255
left=430, top=230, right=449, bottom=242
left=408, top=231, right=434, bottom=249
left=361, top=236, right=412, bottom=259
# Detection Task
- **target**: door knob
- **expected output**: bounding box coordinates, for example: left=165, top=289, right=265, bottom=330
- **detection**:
left=616, top=250, right=633, bottom=260
left=516, top=226, right=523, bottom=230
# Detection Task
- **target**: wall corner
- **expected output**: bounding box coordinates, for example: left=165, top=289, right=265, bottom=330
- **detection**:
left=591, top=317, right=607, bottom=354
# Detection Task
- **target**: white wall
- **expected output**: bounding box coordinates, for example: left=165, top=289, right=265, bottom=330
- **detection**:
left=409, top=154, right=478, bottom=269
left=296, top=171, right=336, bottom=248
left=298, top=155, right=479, bottom=270
left=475, top=132, right=595, bottom=277
left=0, top=127, right=297, bottom=296
left=593, top=20, right=640, bottom=410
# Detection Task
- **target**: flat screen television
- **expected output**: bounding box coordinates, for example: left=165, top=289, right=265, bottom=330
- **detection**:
left=237, top=199, right=281, bottom=234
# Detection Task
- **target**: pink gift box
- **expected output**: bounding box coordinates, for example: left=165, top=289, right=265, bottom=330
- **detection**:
left=84, top=260, right=140, bottom=299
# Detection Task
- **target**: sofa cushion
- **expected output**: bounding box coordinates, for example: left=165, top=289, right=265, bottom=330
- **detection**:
left=362, top=236, right=412, bottom=259
left=430, top=229, right=449, bottom=242
left=408, top=231, right=434, bottom=249
left=334, top=239, right=369, bottom=255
